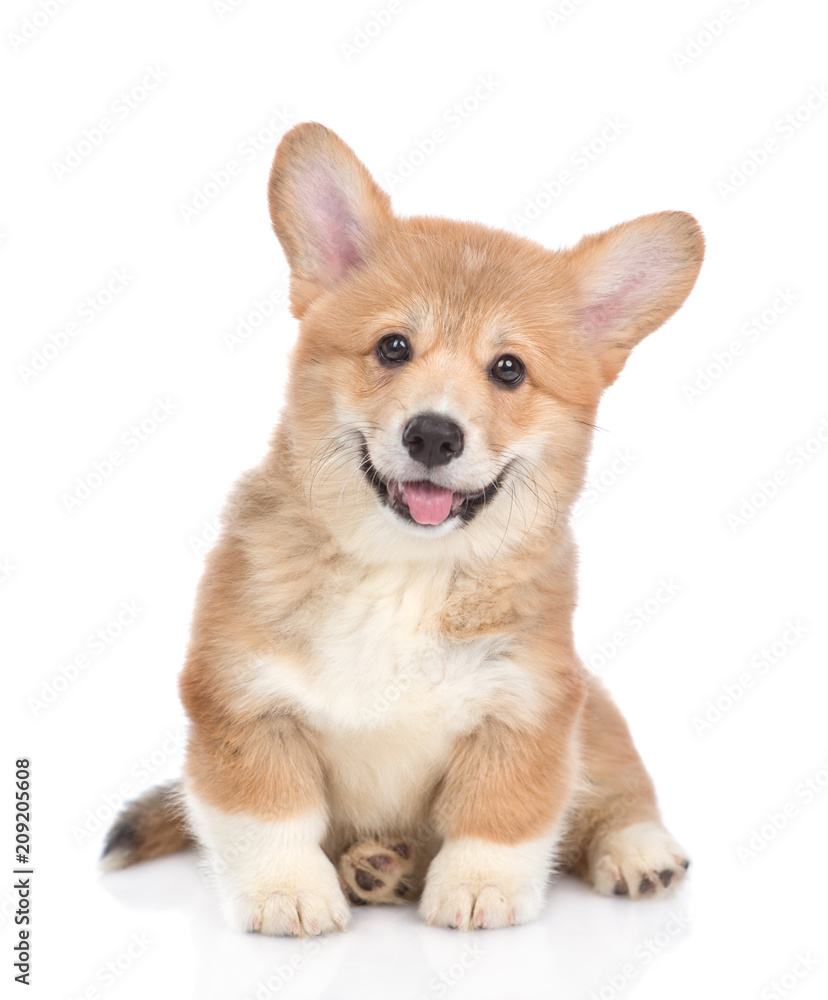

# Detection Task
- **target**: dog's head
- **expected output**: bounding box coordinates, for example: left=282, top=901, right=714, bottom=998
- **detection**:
left=266, top=124, right=703, bottom=559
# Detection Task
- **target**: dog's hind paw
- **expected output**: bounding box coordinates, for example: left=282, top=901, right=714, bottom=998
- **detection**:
left=589, top=821, right=690, bottom=900
left=338, top=839, right=417, bottom=906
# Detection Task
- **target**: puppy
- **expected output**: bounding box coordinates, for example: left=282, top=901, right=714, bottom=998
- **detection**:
left=102, top=123, right=703, bottom=935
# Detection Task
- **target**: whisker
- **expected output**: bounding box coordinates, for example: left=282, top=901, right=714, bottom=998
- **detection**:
left=576, top=419, right=606, bottom=433
left=303, top=429, right=366, bottom=506
left=488, top=478, right=515, bottom=561
left=498, top=452, right=560, bottom=537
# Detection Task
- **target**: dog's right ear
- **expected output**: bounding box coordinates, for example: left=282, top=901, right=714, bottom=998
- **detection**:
left=268, top=123, right=393, bottom=316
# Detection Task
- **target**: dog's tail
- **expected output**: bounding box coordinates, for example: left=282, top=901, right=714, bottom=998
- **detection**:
left=100, top=779, right=193, bottom=871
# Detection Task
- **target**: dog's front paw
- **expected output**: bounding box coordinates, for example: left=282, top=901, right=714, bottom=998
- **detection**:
left=223, top=851, right=351, bottom=936
left=420, top=837, right=551, bottom=930
left=589, top=821, right=690, bottom=900
left=229, top=887, right=351, bottom=936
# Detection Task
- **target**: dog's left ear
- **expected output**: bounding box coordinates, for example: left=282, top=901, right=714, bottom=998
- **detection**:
left=564, top=211, right=704, bottom=385
left=268, top=122, right=393, bottom=316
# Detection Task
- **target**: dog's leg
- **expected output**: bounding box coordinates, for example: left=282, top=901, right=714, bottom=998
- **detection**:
left=420, top=669, right=586, bottom=930
left=562, top=677, right=691, bottom=899
left=183, top=714, right=350, bottom=936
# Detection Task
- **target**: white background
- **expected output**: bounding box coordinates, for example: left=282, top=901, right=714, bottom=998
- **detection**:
left=4, top=0, right=828, bottom=998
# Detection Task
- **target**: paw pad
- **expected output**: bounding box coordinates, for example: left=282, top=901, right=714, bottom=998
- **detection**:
left=338, top=838, right=417, bottom=906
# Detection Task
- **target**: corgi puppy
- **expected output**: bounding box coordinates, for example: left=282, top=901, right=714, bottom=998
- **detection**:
left=101, top=123, right=703, bottom=935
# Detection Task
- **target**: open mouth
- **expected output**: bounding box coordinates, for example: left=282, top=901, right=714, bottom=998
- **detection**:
left=360, top=447, right=505, bottom=528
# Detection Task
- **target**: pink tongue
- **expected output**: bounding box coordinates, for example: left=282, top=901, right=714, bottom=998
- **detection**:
left=404, top=481, right=455, bottom=525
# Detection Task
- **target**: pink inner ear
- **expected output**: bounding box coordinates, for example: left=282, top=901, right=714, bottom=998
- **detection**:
left=579, top=272, right=649, bottom=339
left=578, top=257, right=671, bottom=343
left=305, top=167, right=366, bottom=283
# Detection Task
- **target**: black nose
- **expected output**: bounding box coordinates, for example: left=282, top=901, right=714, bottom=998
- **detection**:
left=402, top=413, right=464, bottom=467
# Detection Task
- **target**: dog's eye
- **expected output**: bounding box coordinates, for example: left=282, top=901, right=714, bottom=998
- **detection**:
left=377, top=333, right=411, bottom=365
left=490, top=354, right=524, bottom=386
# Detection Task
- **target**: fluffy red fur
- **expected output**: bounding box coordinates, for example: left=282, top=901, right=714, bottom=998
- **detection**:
left=102, top=123, right=703, bottom=935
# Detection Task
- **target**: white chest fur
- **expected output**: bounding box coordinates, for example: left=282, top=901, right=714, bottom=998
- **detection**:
left=248, top=560, right=536, bottom=832
left=262, top=562, right=531, bottom=729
